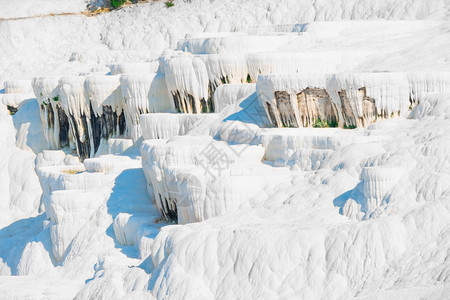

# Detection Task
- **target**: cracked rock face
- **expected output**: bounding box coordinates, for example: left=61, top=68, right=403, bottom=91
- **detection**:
left=297, top=88, right=338, bottom=127
left=273, top=88, right=340, bottom=128
left=338, top=89, right=359, bottom=128
left=358, top=87, right=377, bottom=126
left=258, top=73, right=423, bottom=129
left=275, top=91, right=298, bottom=127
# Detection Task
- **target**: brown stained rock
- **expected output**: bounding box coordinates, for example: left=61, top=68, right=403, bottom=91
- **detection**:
left=338, top=90, right=358, bottom=128
left=274, top=91, right=298, bottom=127
left=264, top=86, right=398, bottom=129
left=358, top=87, right=377, bottom=126
left=171, top=91, right=213, bottom=114
left=265, top=102, right=279, bottom=127
left=296, top=88, right=338, bottom=127
left=171, top=90, right=185, bottom=113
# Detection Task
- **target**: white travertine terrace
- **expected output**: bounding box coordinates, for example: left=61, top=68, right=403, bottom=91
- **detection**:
left=257, top=72, right=450, bottom=128
left=162, top=55, right=210, bottom=113
left=1, top=80, right=35, bottom=112
left=109, top=62, right=160, bottom=75
left=45, top=190, right=106, bottom=261
left=177, top=34, right=300, bottom=55
left=2, top=1, right=450, bottom=298
left=141, top=136, right=265, bottom=223
left=139, top=113, right=214, bottom=140
left=213, top=83, right=256, bottom=112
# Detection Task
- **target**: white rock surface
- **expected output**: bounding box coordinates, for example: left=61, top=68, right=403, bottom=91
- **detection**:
left=1, top=0, right=450, bottom=299
left=140, top=113, right=214, bottom=140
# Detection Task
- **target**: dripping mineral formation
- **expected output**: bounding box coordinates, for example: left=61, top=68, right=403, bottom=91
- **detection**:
left=1, top=1, right=450, bottom=299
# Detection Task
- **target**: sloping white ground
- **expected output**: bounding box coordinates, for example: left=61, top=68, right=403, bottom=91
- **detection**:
left=2, top=0, right=450, bottom=86
left=2, top=91, right=449, bottom=299
left=1, top=0, right=450, bottom=299
left=0, top=0, right=89, bottom=19
left=0, top=104, right=42, bottom=228
left=140, top=94, right=450, bottom=298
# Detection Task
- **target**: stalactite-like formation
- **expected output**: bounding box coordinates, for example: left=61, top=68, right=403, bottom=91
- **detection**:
left=32, top=73, right=176, bottom=159
left=258, top=73, right=450, bottom=128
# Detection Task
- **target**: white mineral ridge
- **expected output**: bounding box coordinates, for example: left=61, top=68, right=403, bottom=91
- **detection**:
left=0, top=104, right=41, bottom=227
left=213, top=83, right=256, bottom=113
left=139, top=113, right=215, bottom=140
left=1, top=0, right=450, bottom=299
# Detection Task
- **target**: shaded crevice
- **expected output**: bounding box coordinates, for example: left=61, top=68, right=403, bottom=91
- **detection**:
left=47, top=101, right=55, bottom=129
left=207, top=80, right=220, bottom=112
left=171, top=90, right=214, bottom=114
left=77, top=103, right=129, bottom=158
left=172, top=90, right=183, bottom=113
left=188, top=94, right=196, bottom=114
left=118, top=112, right=126, bottom=135
left=207, top=95, right=214, bottom=113
left=68, top=113, right=91, bottom=161
left=158, top=193, right=177, bottom=223
left=57, top=106, right=70, bottom=148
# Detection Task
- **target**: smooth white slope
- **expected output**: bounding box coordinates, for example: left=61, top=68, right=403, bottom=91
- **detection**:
left=141, top=94, right=450, bottom=299
left=0, top=0, right=89, bottom=19
left=1, top=0, right=450, bottom=299
left=0, top=104, right=41, bottom=228
left=2, top=1, right=450, bottom=86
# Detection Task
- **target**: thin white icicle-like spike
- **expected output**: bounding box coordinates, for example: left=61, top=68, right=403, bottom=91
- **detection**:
left=4, top=80, right=33, bottom=94
left=84, top=75, right=123, bottom=117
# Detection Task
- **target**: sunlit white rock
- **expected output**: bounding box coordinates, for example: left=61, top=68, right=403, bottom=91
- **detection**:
left=361, top=166, right=404, bottom=213
left=109, top=62, right=160, bottom=75
left=213, top=83, right=256, bottom=112
left=113, top=213, right=151, bottom=246
left=139, top=113, right=213, bottom=140
left=120, top=73, right=174, bottom=141
left=4, top=80, right=33, bottom=94
left=45, top=190, right=106, bottom=261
